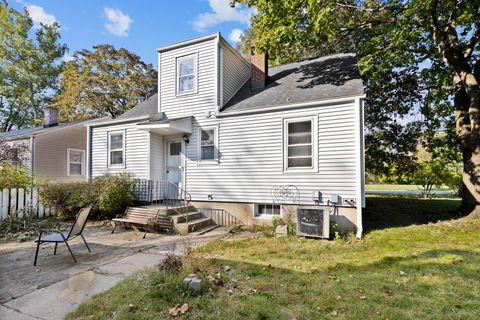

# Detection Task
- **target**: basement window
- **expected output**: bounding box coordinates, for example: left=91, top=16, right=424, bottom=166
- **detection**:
left=254, top=203, right=281, bottom=218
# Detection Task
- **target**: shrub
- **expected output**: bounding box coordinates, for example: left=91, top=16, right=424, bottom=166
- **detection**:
left=41, top=173, right=136, bottom=220
left=0, top=162, right=37, bottom=189
left=91, top=173, right=135, bottom=219
left=41, top=181, right=92, bottom=220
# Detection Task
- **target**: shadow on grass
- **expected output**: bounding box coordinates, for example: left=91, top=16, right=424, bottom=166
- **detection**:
left=68, top=246, right=480, bottom=320
left=364, top=195, right=464, bottom=233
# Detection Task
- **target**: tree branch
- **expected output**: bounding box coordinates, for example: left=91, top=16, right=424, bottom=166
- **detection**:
left=464, top=22, right=480, bottom=59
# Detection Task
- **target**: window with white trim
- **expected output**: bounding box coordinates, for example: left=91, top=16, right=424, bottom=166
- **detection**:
left=284, top=117, right=317, bottom=171
left=176, top=54, right=197, bottom=95
left=67, top=148, right=84, bottom=176
left=254, top=203, right=281, bottom=217
left=199, top=127, right=217, bottom=161
left=108, top=131, right=125, bottom=167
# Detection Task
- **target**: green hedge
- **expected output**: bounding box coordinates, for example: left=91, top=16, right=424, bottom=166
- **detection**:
left=41, top=173, right=136, bottom=220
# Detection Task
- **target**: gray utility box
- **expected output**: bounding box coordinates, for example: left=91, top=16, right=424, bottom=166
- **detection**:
left=296, top=206, right=330, bottom=239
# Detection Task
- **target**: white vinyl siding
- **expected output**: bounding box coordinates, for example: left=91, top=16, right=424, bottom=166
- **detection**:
left=150, top=133, right=165, bottom=181
left=90, top=122, right=149, bottom=179
left=221, top=42, right=250, bottom=106
left=159, top=38, right=217, bottom=118
left=184, top=102, right=358, bottom=204
left=67, top=148, right=85, bottom=176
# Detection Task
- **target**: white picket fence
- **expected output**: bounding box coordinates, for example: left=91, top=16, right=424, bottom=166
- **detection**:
left=0, top=187, right=51, bottom=220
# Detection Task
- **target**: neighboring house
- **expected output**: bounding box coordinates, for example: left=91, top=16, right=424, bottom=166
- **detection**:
left=87, top=33, right=365, bottom=236
left=0, top=107, right=98, bottom=182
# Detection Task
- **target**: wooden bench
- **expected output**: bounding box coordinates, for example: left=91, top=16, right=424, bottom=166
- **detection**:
left=112, top=207, right=159, bottom=238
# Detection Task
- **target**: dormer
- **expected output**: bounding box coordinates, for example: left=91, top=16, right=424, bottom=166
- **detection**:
left=157, top=33, right=251, bottom=118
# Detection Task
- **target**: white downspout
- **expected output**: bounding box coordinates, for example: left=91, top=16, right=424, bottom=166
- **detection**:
left=86, top=126, right=91, bottom=182
left=355, top=97, right=364, bottom=239
left=29, top=136, right=35, bottom=174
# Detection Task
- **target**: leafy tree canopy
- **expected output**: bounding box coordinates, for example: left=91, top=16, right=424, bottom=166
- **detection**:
left=231, top=0, right=479, bottom=213
left=54, top=44, right=158, bottom=120
left=0, top=0, right=67, bottom=131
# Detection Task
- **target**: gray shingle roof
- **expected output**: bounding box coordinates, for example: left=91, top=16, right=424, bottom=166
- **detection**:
left=0, top=118, right=96, bottom=141
left=118, top=94, right=158, bottom=119
left=221, top=53, right=364, bottom=113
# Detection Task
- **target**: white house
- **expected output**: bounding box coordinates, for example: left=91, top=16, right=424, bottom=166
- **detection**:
left=86, top=33, right=365, bottom=237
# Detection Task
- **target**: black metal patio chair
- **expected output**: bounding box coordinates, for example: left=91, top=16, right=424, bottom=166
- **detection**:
left=33, top=206, right=93, bottom=266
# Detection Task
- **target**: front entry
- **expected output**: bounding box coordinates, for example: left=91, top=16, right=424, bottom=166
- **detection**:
left=166, top=140, right=183, bottom=189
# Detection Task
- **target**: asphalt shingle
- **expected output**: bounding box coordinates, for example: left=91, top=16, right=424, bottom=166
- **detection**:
left=221, top=53, right=364, bottom=113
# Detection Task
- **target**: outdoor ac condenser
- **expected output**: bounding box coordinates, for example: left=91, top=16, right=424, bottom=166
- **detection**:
left=296, top=207, right=330, bottom=238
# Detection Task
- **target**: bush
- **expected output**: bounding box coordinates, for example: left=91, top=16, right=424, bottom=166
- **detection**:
left=0, top=162, right=37, bottom=189
left=91, top=173, right=136, bottom=219
left=41, top=173, right=136, bottom=220
left=41, top=181, right=92, bottom=220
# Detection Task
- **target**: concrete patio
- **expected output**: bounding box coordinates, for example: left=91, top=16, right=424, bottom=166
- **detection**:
left=0, top=225, right=228, bottom=320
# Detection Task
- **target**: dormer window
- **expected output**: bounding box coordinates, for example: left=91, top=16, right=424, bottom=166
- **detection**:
left=176, top=54, right=197, bottom=95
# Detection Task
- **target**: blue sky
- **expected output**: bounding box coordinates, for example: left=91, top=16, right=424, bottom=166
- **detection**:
left=9, top=0, right=255, bottom=66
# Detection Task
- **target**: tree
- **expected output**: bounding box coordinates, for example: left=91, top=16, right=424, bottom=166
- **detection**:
left=231, top=0, right=480, bottom=215
left=55, top=44, right=158, bottom=120
left=0, top=1, right=67, bottom=131
left=0, top=138, right=28, bottom=164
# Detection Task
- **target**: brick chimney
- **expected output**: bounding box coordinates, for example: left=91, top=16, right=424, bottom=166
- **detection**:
left=43, top=106, right=58, bottom=128
left=250, top=43, right=268, bottom=89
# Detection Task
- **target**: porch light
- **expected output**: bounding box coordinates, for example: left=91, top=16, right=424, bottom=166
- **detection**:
left=183, top=134, right=190, bottom=144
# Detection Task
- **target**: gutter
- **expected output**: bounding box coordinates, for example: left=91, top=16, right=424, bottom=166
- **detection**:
left=157, top=33, right=219, bottom=52
left=216, top=95, right=366, bottom=118
left=86, top=115, right=151, bottom=128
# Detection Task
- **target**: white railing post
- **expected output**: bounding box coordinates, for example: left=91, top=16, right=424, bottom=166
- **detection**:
left=25, top=188, right=32, bottom=218
left=1, top=189, right=8, bottom=219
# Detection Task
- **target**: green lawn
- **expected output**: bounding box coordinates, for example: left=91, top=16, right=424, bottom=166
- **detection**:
left=67, top=196, right=480, bottom=320
left=366, top=184, right=450, bottom=191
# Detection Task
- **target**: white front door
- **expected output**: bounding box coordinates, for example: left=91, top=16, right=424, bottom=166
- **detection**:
left=166, top=140, right=183, bottom=189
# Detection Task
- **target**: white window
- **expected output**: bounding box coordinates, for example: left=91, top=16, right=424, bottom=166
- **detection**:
left=254, top=203, right=281, bottom=218
left=108, top=131, right=125, bottom=167
left=284, top=117, right=318, bottom=172
left=198, top=126, right=218, bottom=161
left=176, top=54, right=197, bottom=95
left=67, top=148, right=85, bottom=176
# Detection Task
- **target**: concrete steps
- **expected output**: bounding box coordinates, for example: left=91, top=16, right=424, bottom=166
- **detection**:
left=135, top=204, right=217, bottom=235
left=175, top=215, right=217, bottom=235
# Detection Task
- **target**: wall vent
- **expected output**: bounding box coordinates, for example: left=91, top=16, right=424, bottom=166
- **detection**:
left=296, top=207, right=330, bottom=238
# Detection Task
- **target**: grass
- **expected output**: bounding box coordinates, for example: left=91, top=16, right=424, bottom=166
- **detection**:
left=366, top=184, right=449, bottom=191
left=67, top=196, right=480, bottom=320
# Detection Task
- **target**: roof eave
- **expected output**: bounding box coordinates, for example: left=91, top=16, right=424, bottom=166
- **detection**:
left=157, top=33, right=220, bottom=52
left=217, top=94, right=366, bottom=118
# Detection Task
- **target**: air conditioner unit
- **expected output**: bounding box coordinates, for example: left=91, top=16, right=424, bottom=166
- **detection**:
left=296, top=207, right=330, bottom=238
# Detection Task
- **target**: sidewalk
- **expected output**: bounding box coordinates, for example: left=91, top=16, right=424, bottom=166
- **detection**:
left=0, top=226, right=227, bottom=320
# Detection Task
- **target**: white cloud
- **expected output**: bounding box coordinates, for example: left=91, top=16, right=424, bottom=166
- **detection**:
left=103, top=7, right=132, bottom=37
left=192, top=0, right=256, bottom=32
left=61, top=54, right=75, bottom=63
left=26, top=5, right=58, bottom=27
left=228, top=28, right=243, bottom=43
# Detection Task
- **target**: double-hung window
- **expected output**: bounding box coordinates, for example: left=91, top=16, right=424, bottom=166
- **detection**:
left=176, top=54, right=197, bottom=95
left=284, top=117, right=317, bottom=172
left=67, top=148, right=84, bottom=176
left=199, top=126, right=217, bottom=161
left=108, top=131, right=125, bottom=167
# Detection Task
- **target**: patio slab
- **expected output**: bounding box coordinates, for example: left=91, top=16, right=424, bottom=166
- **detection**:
left=0, top=225, right=228, bottom=320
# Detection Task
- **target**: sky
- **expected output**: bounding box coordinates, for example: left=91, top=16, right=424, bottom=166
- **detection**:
left=9, top=0, right=255, bottom=67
